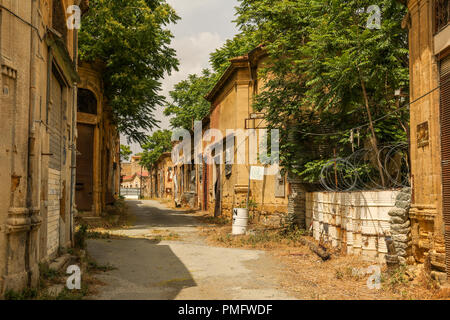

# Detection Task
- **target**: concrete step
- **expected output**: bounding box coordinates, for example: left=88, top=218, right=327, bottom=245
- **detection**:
left=48, top=254, right=77, bottom=272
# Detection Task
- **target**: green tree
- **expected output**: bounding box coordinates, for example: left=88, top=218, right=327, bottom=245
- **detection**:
left=120, top=145, right=133, bottom=162
left=235, top=0, right=409, bottom=187
left=79, top=0, right=179, bottom=143
left=139, top=130, right=173, bottom=170
left=164, top=69, right=216, bottom=130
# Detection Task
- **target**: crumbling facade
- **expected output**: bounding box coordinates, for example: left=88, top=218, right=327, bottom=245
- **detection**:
left=0, top=0, right=88, bottom=295
left=149, top=152, right=174, bottom=200
left=75, top=62, right=120, bottom=215
left=407, top=0, right=449, bottom=279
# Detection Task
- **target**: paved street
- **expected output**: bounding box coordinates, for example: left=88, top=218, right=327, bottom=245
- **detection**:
left=87, top=200, right=296, bottom=300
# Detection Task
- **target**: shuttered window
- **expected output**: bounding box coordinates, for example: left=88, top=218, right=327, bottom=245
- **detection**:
left=440, top=54, right=450, bottom=277
left=49, top=72, right=63, bottom=171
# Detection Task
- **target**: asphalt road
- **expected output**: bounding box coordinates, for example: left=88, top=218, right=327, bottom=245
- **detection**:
left=87, top=200, right=296, bottom=300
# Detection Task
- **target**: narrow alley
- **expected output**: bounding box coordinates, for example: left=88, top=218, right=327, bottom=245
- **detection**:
left=87, top=200, right=296, bottom=300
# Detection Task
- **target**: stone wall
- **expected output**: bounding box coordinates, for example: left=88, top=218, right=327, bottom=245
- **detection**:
left=306, top=190, right=400, bottom=262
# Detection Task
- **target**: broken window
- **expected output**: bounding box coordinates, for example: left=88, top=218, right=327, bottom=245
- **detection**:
left=77, top=88, right=97, bottom=114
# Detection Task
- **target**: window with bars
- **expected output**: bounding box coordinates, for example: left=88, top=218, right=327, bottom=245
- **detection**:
left=435, top=0, right=450, bottom=33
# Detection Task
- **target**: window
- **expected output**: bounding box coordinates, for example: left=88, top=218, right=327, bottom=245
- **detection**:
left=436, top=0, right=450, bottom=33
left=52, top=0, right=68, bottom=44
left=77, top=88, right=97, bottom=114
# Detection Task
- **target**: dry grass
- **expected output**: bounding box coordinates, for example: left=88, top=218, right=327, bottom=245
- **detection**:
left=4, top=248, right=110, bottom=300
left=75, top=199, right=134, bottom=230
left=85, top=227, right=180, bottom=242
left=200, top=223, right=450, bottom=300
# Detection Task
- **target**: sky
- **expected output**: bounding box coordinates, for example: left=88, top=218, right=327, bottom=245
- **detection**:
left=120, top=0, right=240, bottom=155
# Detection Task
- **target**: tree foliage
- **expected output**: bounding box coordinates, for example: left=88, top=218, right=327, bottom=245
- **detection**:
left=164, top=34, right=256, bottom=131
left=209, top=33, right=259, bottom=75
left=139, top=130, right=173, bottom=170
left=120, top=145, right=132, bottom=162
left=79, top=0, right=179, bottom=143
left=164, top=69, right=216, bottom=130
left=235, top=0, right=409, bottom=187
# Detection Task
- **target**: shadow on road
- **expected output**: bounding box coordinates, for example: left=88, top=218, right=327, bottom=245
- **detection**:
left=88, top=238, right=197, bottom=300
left=86, top=199, right=202, bottom=299
left=125, top=200, right=202, bottom=229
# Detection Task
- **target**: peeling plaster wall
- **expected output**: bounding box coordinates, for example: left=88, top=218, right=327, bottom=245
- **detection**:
left=0, top=0, right=80, bottom=295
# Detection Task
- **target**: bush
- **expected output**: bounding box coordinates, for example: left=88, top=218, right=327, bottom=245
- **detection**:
left=74, top=224, right=88, bottom=249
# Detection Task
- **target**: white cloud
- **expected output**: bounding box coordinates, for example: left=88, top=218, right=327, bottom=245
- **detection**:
left=121, top=0, right=239, bottom=154
left=161, top=31, right=224, bottom=98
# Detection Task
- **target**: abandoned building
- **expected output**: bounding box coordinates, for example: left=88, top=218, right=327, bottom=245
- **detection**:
left=149, top=152, right=174, bottom=200
left=202, top=47, right=290, bottom=222
left=0, top=0, right=89, bottom=295
left=120, top=155, right=150, bottom=199
left=406, top=0, right=450, bottom=279
left=75, top=62, right=120, bottom=215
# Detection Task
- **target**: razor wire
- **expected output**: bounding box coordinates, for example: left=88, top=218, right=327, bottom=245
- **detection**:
left=319, top=143, right=410, bottom=191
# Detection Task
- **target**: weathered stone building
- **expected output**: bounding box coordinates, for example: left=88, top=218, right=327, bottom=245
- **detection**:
left=406, top=0, right=449, bottom=279
left=0, top=0, right=88, bottom=295
left=75, top=62, right=120, bottom=215
left=203, top=47, right=289, bottom=222
left=121, top=155, right=144, bottom=182
left=149, top=152, right=174, bottom=200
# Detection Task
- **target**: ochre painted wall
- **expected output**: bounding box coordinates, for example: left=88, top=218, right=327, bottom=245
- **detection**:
left=408, top=0, right=448, bottom=272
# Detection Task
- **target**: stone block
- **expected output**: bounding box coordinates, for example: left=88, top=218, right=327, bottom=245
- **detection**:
left=395, top=248, right=407, bottom=257
left=391, top=220, right=411, bottom=231
left=431, top=271, right=448, bottom=284
left=388, top=208, right=407, bottom=217
left=392, top=233, right=411, bottom=243
left=401, top=187, right=411, bottom=194
left=394, top=241, right=412, bottom=250
left=390, top=216, right=408, bottom=224
left=396, top=192, right=411, bottom=202
left=392, top=227, right=411, bottom=235
left=395, top=200, right=411, bottom=210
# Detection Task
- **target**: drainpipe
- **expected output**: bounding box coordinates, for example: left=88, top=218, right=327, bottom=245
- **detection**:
left=25, top=0, right=41, bottom=287
left=69, top=26, right=79, bottom=245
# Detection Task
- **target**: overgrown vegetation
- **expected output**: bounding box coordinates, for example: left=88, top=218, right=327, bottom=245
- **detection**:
left=74, top=224, right=88, bottom=250
left=165, top=0, right=409, bottom=190
left=164, top=33, right=257, bottom=131
left=164, top=69, right=217, bottom=130
left=204, top=225, right=308, bottom=250
left=4, top=252, right=109, bottom=300
left=234, top=0, right=409, bottom=187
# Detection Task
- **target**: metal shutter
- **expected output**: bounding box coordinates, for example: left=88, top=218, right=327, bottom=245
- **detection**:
left=49, top=72, right=62, bottom=171
left=440, top=54, right=450, bottom=278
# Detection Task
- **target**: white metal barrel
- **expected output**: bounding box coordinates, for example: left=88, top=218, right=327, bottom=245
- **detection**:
left=232, top=208, right=249, bottom=235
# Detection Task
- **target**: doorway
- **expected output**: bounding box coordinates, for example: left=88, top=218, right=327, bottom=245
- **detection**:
left=214, top=160, right=221, bottom=217
left=76, top=124, right=94, bottom=212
